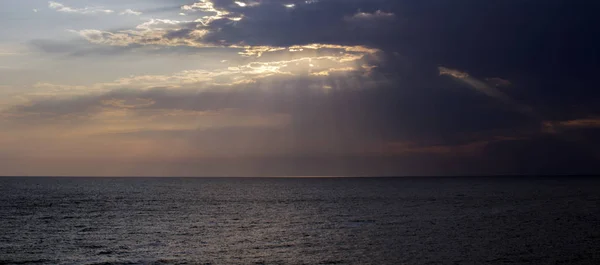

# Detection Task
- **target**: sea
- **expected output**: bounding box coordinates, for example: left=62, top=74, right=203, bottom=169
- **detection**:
left=0, top=177, right=599, bottom=265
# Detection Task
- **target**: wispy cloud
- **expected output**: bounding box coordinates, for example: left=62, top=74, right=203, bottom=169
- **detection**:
left=120, top=9, right=142, bottom=16
left=439, top=66, right=513, bottom=103
left=439, top=66, right=537, bottom=119
left=0, top=45, right=28, bottom=56
left=346, top=10, right=395, bottom=22
left=552, top=118, right=600, bottom=129
left=48, top=1, right=114, bottom=15
left=180, top=0, right=234, bottom=25
left=0, top=52, right=21, bottom=56
left=438, top=67, right=470, bottom=79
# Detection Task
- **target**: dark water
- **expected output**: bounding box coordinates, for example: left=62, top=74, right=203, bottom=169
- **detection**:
left=0, top=177, right=599, bottom=265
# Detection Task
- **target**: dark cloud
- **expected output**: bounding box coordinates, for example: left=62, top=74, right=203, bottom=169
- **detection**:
left=200, top=0, right=396, bottom=47
left=160, top=0, right=600, bottom=119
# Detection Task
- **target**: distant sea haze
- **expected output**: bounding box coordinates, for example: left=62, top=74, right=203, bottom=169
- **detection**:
left=1, top=177, right=599, bottom=264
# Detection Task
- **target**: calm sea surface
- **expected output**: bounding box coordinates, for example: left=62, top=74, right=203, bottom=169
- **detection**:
left=0, top=177, right=599, bottom=265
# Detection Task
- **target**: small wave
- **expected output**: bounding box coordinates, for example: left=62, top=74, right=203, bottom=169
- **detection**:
left=81, top=244, right=105, bottom=249
left=87, top=262, right=138, bottom=265
left=348, top=219, right=376, bottom=223
left=79, top=227, right=98, bottom=232
left=319, top=260, right=345, bottom=264
left=87, top=259, right=194, bottom=265
left=251, top=244, right=294, bottom=250
left=0, top=259, right=54, bottom=264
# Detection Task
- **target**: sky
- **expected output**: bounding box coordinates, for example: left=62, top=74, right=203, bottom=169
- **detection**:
left=0, top=0, right=599, bottom=176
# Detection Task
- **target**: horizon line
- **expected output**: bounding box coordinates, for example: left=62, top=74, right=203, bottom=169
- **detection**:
left=1, top=174, right=598, bottom=178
